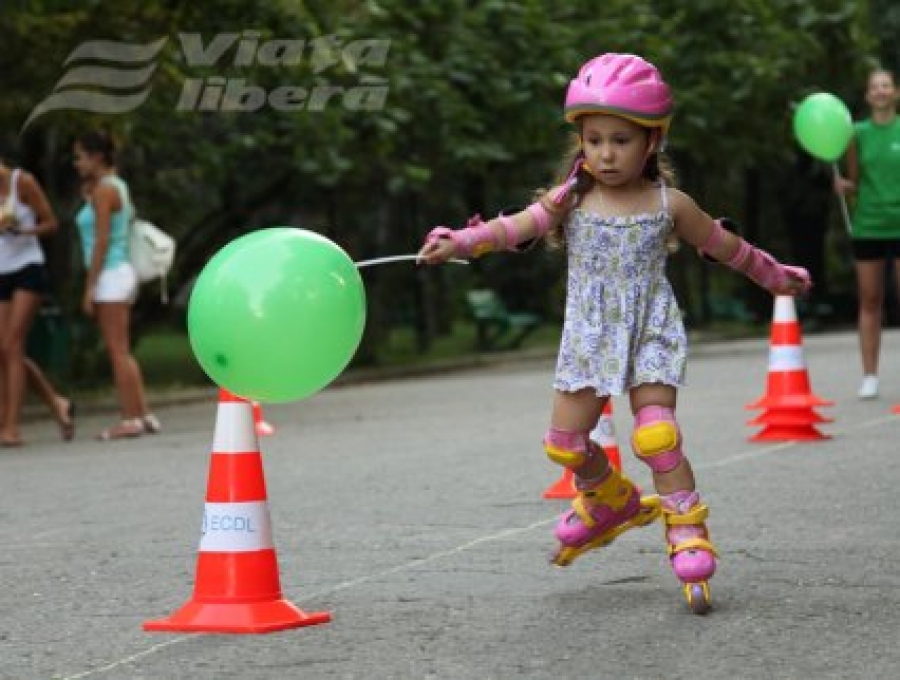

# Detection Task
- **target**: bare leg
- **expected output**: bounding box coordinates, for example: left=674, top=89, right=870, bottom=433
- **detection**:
left=0, top=289, right=43, bottom=444
left=94, top=302, right=151, bottom=437
left=24, top=356, right=61, bottom=409
left=24, top=357, right=74, bottom=439
left=855, top=259, right=886, bottom=377
left=0, top=302, right=9, bottom=436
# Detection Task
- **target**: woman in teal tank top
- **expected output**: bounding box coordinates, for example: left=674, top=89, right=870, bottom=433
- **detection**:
left=73, top=130, right=160, bottom=439
left=835, top=69, right=900, bottom=399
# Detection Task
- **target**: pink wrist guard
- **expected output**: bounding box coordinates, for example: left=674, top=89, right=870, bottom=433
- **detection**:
left=726, top=239, right=811, bottom=294
left=425, top=215, right=497, bottom=258
left=425, top=203, right=554, bottom=258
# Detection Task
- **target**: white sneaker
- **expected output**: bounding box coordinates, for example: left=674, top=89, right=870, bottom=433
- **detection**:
left=858, top=375, right=879, bottom=400
left=142, top=413, right=162, bottom=433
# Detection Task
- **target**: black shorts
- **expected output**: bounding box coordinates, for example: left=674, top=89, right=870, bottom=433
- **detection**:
left=0, top=263, right=49, bottom=301
left=851, top=238, right=900, bottom=261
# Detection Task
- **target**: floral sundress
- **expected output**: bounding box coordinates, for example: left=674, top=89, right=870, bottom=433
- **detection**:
left=553, top=183, right=687, bottom=396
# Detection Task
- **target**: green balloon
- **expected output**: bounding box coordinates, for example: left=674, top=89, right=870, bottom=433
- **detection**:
left=187, top=228, right=366, bottom=403
left=793, top=92, right=853, bottom=162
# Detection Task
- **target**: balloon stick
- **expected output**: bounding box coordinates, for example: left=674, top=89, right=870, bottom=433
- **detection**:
left=355, top=254, right=468, bottom=268
left=831, top=163, right=852, bottom=235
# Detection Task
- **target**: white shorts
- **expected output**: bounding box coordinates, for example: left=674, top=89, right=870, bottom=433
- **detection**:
left=94, top=262, right=138, bottom=304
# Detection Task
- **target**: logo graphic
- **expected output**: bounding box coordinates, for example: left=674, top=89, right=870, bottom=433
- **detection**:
left=21, top=32, right=390, bottom=129
left=21, top=37, right=168, bottom=131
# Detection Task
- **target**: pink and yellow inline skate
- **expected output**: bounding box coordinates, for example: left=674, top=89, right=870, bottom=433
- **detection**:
left=660, top=490, right=719, bottom=614
left=550, top=466, right=661, bottom=567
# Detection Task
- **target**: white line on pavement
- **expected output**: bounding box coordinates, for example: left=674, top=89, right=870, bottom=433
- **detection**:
left=61, top=638, right=191, bottom=679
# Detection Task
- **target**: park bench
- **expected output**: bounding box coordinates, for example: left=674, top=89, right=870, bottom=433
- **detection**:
left=465, top=289, right=541, bottom=351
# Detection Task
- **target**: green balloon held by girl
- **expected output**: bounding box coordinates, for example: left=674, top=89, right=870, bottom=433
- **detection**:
left=187, top=228, right=366, bottom=403
left=793, top=92, right=853, bottom=162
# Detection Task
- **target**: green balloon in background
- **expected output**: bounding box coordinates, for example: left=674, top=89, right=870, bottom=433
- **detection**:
left=793, top=92, right=853, bottom=162
left=188, top=228, right=366, bottom=403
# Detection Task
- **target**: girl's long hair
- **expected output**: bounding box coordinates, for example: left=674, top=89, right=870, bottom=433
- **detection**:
left=540, top=129, right=677, bottom=248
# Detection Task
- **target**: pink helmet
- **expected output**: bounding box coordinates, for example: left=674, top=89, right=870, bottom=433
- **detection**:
left=564, top=53, right=673, bottom=133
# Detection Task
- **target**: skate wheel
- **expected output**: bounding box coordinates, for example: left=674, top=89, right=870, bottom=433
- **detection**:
left=685, top=582, right=711, bottom=615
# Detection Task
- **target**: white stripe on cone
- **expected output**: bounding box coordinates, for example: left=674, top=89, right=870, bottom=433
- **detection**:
left=199, top=501, right=274, bottom=552
left=768, top=346, right=806, bottom=371
left=773, top=296, right=798, bottom=323
left=212, top=402, right=258, bottom=453
left=591, top=414, right=617, bottom=448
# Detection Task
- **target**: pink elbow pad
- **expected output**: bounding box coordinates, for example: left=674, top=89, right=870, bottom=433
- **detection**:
left=497, top=215, right=519, bottom=250
left=526, top=203, right=552, bottom=237
left=499, top=210, right=542, bottom=253
left=699, top=218, right=745, bottom=262
left=699, top=219, right=727, bottom=258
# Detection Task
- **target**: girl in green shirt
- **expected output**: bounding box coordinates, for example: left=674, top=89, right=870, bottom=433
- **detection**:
left=835, top=68, right=900, bottom=399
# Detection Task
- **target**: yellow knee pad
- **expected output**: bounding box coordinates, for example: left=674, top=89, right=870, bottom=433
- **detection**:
left=632, top=410, right=683, bottom=473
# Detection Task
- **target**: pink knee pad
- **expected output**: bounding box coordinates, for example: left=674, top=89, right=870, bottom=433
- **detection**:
left=631, top=405, right=684, bottom=473
left=544, top=427, right=592, bottom=469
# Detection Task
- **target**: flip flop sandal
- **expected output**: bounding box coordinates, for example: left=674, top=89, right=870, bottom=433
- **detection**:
left=97, top=418, right=146, bottom=441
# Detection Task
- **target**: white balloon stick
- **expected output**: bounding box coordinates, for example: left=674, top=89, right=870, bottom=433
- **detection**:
left=831, top=163, right=852, bottom=236
left=355, top=254, right=468, bottom=268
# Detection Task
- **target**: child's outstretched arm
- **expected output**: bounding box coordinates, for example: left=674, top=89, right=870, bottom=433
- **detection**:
left=671, top=189, right=811, bottom=297
left=417, top=186, right=571, bottom=265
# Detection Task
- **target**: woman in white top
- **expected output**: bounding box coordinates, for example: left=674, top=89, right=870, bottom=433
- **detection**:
left=0, top=158, right=75, bottom=446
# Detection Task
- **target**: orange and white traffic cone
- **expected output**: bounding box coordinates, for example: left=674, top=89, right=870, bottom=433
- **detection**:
left=746, top=296, right=833, bottom=441
left=253, top=401, right=275, bottom=437
left=543, top=401, right=622, bottom=499
left=144, top=389, right=329, bottom=633
left=592, top=401, right=622, bottom=472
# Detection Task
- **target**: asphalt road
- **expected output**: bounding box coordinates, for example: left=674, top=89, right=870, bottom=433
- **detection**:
left=2, top=329, right=899, bottom=679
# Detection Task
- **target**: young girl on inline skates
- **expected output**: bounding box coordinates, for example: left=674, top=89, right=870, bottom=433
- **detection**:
left=417, top=53, right=811, bottom=613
